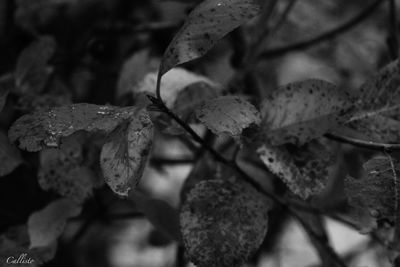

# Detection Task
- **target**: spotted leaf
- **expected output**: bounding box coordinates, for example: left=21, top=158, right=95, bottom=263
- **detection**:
left=196, top=95, right=261, bottom=137
left=9, top=104, right=139, bottom=152
left=28, top=198, right=81, bottom=248
left=100, top=109, right=153, bottom=196
left=180, top=179, right=269, bottom=267
left=257, top=139, right=335, bottom=199
left=38, top=134, right=102, bottom=203
left=159, top=0, right=260, bottom=76
left=260, top=79, right=353, bottom=146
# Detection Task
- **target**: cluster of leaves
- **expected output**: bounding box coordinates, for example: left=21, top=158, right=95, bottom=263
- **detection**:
left=1, top=0, right=400, bottom=266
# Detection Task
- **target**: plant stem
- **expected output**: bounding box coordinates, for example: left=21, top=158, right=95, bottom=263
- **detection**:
left=325, top=133, right=400, bottom=152
left=260, top=0, right=383, bottom=59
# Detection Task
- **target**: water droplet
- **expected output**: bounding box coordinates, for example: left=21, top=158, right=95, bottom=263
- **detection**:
left=44, top=135, right=59, bottom=148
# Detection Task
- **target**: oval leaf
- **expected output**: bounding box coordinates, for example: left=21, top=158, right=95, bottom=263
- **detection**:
left=100, top=109, right=153, bottom=196
left=28, top=198, right=81, bottom=248
left=180, top=179, right=269, bottom=267
left=196, top=95, right=261, bottom=137
left=9, top=104, right=138, bottom=152
left=260, top=79, right=354, bottom=146
left=159, top=0, right=260, bottom=75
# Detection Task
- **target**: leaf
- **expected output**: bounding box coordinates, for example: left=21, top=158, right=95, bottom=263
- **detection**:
left=257, top=139, right=334, bottom=199
left=159, top=0, right=260, bottom=76
left=28, top=198, right=81, bottom=248
left=332, top=60, right=400, bottom=143
left=335, top=115, right=400, bottom=143
left=345, top=156, right=400, bottom=233
left=117, top=49, right=159, bottom=98
left=0, top=131, right=23, bottom=177
left=100, top=109, right=153, bottom=196
left=130, top=191, right=180, bottom=241
left=38, top=134, right=102, bottom=203
left=9, top=104, right=139, bottom=152
left=357, top=59, right=400, bottom=111
left=260, top=79, right=354, bottom=146
left=134, top=68, right=219, bottom=108
left=0, top=225, right=57, bottom=267
left=195, top=95, right=261, bottom=137
left=180, top=178, right=270, bottom=267
left=15, top=36, right=56, bottom=94
left=173, top=81, right=222, bottom=122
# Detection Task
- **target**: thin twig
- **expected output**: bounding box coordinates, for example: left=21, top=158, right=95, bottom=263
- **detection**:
left=260, top=0, right=383, bottom=59
left=325, top=133, right=400, bottom=152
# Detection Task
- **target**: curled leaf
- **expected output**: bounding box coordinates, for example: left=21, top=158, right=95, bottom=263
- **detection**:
left=100, top=109, right=153, bottom=196
left=9, top=104, right=138, bottom=152
left=260, top=79, right=353, bottom=146
left=159, top=0, right=260, bottom=75
left=180, top=179, right=269, bottom=267
left=196, top=95, right=261, bottom=137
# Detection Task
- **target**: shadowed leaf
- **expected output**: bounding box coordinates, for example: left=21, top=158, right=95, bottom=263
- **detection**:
left=15, top=36, right=56, bottom=94
left=28, top=198, right=81, bottom=248
left=38, top=134, right=102, bottom=203
left=0, top=225, right=57, bottom=266
left=345, top=156, right=400, bottom=234
left=0, top=132, right=23, bottom=177
left=180, top=178, right=269, bottom=267
left=130, top=191, right=181, bottom=241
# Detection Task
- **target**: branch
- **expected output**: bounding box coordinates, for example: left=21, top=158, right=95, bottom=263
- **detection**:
left=260, top=0, right=383, bottom=59
left=148, top=95, right=349, bottom=267
left=325, top=133, right=400, bottom=152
